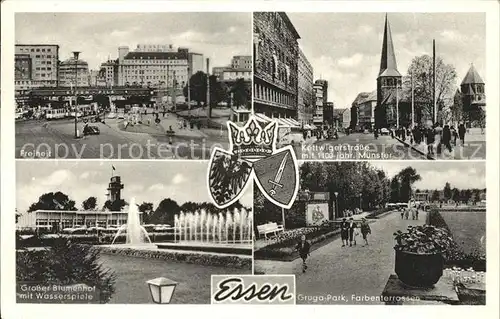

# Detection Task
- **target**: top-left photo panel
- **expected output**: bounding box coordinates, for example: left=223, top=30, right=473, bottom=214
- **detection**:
left=15, top=12, right=252, bottom=160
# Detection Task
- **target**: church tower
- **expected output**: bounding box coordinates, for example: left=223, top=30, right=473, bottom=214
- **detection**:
left=461, top=64, right=485, bottom=108
left=376, top=14, right=402, bottom=128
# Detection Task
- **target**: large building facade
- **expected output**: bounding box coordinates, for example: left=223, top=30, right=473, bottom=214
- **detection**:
left=297, top=47, right=314, bottom=125
left=58, top=55, right=91, bottom=87
left=96, top=45, right=204, bottom=89
left=15, top=44, right=60, bottom=94
left=352, top=90, right=377, bottom=130
left=253, top=12, right=300, bottom=119
left=313, top=82, right=324, bottom=126
left=375, top=15, right=402, bottom=129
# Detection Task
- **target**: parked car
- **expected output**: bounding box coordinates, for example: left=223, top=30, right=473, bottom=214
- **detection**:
left=380, top=128, right=390, bottom=135
left=83, top=125, right=100, bottom=135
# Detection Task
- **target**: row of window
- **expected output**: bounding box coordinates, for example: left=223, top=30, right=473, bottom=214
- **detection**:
left=34, top=55, right=53, bottom=59
left=123, top=59, right=186, bottom=64
left=18, top=47, right=54, bottom=53
left=35, top=67, right=52, bottom=71
left=254, top=83, right=296, bottom=107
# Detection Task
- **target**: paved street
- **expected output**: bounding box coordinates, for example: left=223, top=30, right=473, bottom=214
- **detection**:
left=15, top=116, right=229, bottom=159
left=254, top=210, right=427, bottom=305
left=296, top=133, right=427, bottom=161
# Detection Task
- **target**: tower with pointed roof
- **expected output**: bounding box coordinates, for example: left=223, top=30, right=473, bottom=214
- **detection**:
left=375, top=14, right=402, bottom=128
left=458, top=64, right=485, bottom=125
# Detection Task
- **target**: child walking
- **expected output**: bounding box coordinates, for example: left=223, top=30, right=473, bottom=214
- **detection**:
left=360, top=218, right=372, bottom=246
left=296, top=235, right=311, bottom=273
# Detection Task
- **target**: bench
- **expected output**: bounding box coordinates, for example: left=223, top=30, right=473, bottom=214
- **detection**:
left=256, top=222, right=284, bottom=239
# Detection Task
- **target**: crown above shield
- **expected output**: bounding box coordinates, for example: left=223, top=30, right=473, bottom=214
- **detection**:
left=228, top=118, right=278, bottom=159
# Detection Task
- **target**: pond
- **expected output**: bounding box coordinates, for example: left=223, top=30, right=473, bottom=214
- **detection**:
left=440, top=211, right=486, bottom=255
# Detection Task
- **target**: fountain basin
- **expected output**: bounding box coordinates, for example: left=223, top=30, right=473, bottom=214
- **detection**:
left=156, top=241, right=253, bottom=256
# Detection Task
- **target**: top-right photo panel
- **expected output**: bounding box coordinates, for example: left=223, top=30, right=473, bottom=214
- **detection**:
left=252, top=12, right=486, bottom=160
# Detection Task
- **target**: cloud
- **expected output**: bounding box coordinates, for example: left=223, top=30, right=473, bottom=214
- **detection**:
left=40, top=170, right=73, bottom=186
left=337, top=53, right=364, bottom=68
left=148, top=184, right=165, bottom=191
left=172, top=174, right=186, bottom=185
left=79, top=172, right=90, bottom=179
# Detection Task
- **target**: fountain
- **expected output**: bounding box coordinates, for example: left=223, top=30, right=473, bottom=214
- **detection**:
left=156, top=208, right=253, bottom=255
left=111, top=198, right=152, bottom=245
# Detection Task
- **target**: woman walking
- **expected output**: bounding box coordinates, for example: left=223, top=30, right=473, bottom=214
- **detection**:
left=296, top=235, right=311, bottom=273
left=360, top=218, right=371, bottom=246
left=348, top=217, right=357, bottom=246
left=340, top=218, right=349, bottom=247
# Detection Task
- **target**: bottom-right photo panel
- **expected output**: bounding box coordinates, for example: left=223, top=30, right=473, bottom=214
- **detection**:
left=253, top=161, right=486, bottom=305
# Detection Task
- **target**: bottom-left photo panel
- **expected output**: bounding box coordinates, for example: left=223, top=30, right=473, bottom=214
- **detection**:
left=15, top=161, right=253, bottom=304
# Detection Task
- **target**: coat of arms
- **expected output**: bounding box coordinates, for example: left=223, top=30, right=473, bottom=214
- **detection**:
left=207, top=116, right=299, bottom=209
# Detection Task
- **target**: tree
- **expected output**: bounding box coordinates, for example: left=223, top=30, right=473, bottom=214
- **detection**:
left=473, top=189, right=481, bottom=205
left=28, top=192, right=77, bottom=212
left=431, top=190, right=440, bottom=202
left=149, top=198, right=180, bottom=225
left=183, top=72, right=228, bottom=117
left=396, top=167, right=421, bottom=202
left=82, top=196, right=97, bottom=211
left=443, top=182, right=452, bottom=201
left=230, top=78, right=251, bottom=108
left=16, top=238, right=116, bottom=303
left=452, top=188, right=460, bottom=203
left=138, top=202, right=154, bottom=224
left=402, top=55, right=457, bottom=124
left=103, top=199, right=127, bottom=212
left=389, top=177, right=401, bottom=203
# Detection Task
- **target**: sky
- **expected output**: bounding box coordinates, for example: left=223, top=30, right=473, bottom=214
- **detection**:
left=370, top=161, right=486, bottom=190
left=16, top=161, right=253, bottom=213
left=15, top=12, right=252, bottom=70
left=288, top=12, right=486, bottom=109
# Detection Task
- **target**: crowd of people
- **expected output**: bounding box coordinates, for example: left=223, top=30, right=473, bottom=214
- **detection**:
left=388, top=122, right=468, bottom=156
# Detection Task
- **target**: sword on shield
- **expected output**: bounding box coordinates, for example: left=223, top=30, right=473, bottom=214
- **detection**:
left=268, top=152, right=289, bottom=197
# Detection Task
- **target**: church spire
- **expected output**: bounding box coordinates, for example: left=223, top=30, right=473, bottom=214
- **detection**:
left=379, top=14, right=401, bottom=77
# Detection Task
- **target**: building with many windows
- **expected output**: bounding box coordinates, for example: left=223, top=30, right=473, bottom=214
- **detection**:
left=58, top=55, right=91, bottom=87
left=297, top=47, right=314, bottom=125
left=15, top=44, right=59, bottom=87
left=253, top=12, right=300, bottom=119
left=231, top=55, right=252, bottom=69
left=313, top=81, right=324, bottom=126
left=352, top=90, right=377, bottom=130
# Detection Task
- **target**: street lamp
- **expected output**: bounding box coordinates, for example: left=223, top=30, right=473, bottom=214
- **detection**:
left=334, top=192, right=339, bottom=219
left=73, top=51, right=81, bottom=138
left=147, top=277, right=178, bottom=304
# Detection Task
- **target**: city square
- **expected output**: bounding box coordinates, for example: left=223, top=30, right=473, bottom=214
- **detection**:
left=15, top=12, right=252, bottom=159
left=253, top=12, right=486, bottom=160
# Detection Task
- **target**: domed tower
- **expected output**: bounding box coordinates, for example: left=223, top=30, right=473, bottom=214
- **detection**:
left=376, top=14, right=402, bottom=128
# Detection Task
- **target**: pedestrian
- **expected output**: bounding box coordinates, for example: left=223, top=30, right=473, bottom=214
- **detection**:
left=340, top=218, right=349, bottom=247
left=451, top=126, right=458, bottom=146
left=442, top=124, right=452, bottom=153
left=296, top=235, right=311, bottom=273
left=400, top=208, right=404, bottom=219
left=434, top=122, right=443, bottom=155
left=458, top=123, right=466, bottom=146
left=360, top=218, right=371, bottom=246
left=401, top=126, right=406, bottom=141
left=348, top=218, right=357, bottom=246
left=404, top=208, right=409, bottom=220
left=415, top=208, right=419, bottom=220
left=426, top=127, right=435, bottom=155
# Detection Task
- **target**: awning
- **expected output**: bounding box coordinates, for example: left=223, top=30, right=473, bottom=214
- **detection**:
left=254, top=112, right=273, bottom=123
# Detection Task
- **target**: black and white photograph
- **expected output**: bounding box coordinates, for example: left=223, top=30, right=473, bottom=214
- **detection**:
left=15, top=161, right=253, bottom=304
left=15, top=12, right=252, bottom=159
left=254, top=161, right=486, bottom=305
left=253, top=12, right=486, bottom=160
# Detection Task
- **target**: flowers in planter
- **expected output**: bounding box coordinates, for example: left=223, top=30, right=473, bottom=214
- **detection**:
left=394, top=225, right=457, bottom=254
left=446, top=267, right=486, bottom=286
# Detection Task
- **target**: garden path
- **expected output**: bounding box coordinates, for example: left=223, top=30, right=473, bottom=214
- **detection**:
left=254, top=210, right=428, bottom=304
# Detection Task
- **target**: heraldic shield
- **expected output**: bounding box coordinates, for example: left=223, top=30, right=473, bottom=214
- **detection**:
left=208, top=148, right=253, bottom=208
left=253, top=146, right=299, bottom=209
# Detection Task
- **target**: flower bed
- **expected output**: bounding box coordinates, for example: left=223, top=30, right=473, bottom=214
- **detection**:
left=254, top=226, right=340, bottom=261
left=94, top=245, right=251, bottom=270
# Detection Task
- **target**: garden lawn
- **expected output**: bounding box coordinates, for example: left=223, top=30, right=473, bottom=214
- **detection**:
left=99, top=253, right=250, bottom=304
